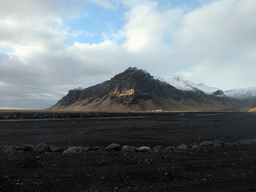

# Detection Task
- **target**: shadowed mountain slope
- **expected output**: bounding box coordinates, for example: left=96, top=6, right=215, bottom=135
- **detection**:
left=49, top=67, right=240, bottom=112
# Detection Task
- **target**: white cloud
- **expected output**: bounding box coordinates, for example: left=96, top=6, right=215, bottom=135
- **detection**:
left=169, top=0, right=256, bottom=89
left=0, top=81, right=9, bottom=87
left=0, top=0, right=256, bottom=109
left=174, top=0, right=256, bottom=55
left=120, top=1, right=183, bottom=52
left=0, top=0, right=85, bottom=62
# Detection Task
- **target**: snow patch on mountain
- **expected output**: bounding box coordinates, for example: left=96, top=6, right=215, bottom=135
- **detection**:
left=164, top=77, right=219, bottom=94
left=159, top=76, right=256, bottom=100
left=224, top=88, right=256, bottom=99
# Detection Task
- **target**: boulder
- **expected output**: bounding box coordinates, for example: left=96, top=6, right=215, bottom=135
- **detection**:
left=105, top=143, right=121, bottom=151
left=138, top=146, right=152, bottom=153
left=176, top=144, right=187, bottom=150
left=153, top=145, right=163, bottom=152
left=33, top=143, right=49, bottom=153
left=121, top=145, right=138, bottom=153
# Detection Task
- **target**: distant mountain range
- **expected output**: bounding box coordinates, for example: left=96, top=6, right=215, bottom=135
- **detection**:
left=49, top=67, right=255, bottom=112
left=164, top=76, right=256, bottom=100
left=163, top=77, right=219, bottom=94
left=162, top=76, right=256, bottom=112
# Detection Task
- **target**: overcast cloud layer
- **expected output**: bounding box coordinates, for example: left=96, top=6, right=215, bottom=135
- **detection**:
left=0, top=0, right=255, bottom=109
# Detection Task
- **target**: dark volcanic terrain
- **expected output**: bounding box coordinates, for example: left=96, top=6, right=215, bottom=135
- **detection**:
left=1, top=112, right=256, bottom=191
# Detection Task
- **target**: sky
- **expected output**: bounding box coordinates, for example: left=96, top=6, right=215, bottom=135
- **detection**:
left=0, top=0, right=256, bottom=109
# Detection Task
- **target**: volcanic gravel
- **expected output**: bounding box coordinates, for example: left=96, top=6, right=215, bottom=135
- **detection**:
left=1, top=112, right=256, bottom=191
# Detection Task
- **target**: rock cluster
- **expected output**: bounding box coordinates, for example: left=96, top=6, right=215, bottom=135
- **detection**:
left=3, top=139, right=255, bottom=155
left=4, top=144, right=64, bottom=154
left=0, top=111, right=148, bottom=120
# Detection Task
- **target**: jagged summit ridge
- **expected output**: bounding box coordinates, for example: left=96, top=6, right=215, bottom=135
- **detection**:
left=111, top=67, right=151, bottom=81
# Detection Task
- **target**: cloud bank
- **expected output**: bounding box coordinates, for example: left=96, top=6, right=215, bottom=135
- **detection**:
left=0, top=0, right=255, bottom=109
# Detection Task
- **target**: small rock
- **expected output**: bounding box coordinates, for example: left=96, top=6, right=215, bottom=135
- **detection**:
left=121, top=145, right=137, bottom=153
left=213, top=143, right=222, bottom=148
left=138, top=146, right=152, bottom=153
left=67, top=146, right=83, bottom=153
left=191, top=145, right=200, bottom=149
left=94, top=146, right=101, bottom=151
left=213, top=140, right=224, bottom=148
left=176, top=144, right=187, bottom=150
left=49, top=145, right=64, bottom=152
left=105, top=143, right=121, bottom=151
left=83, top=147, right=93, bottom=151
left=153, top=145, right=163, bottom=152
left=19, top=144, right=34, bottom=151
left=34, top=143, right=49, bottom=153
left=199, top=141, right=213, bottom=147
left=4, top=146, right=17, bottom=153
left=164, top=146, right=175, bottom=151
left=63, top=149, right=77, bottom=155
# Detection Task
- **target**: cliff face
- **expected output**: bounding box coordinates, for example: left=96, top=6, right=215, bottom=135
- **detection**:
left=49, top=67, right=240, bottom=112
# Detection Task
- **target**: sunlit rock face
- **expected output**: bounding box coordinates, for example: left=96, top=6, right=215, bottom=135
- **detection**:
left=49, top=67, right=240, bottom=112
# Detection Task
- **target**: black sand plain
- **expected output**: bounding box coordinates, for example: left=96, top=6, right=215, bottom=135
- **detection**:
left=1, top=112, right=256, bottom=191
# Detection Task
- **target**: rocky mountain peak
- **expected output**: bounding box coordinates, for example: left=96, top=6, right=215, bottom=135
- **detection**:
left=49, top=68, right=240, bottom=112
left=111, top=67, right=151, bottom=81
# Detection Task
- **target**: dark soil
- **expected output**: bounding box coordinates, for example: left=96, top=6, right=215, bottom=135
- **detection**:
left=1, top=112, right=256, bottom=191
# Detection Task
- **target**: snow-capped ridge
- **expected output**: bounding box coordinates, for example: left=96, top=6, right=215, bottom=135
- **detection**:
left=224, top=87, right=256, bottom=99
left=161, top=76, right=256, bottom=100
left=163, top=76, right=219, bottom=94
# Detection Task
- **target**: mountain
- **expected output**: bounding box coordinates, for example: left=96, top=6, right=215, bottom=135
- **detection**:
left=164, top=77, right=219, bottom=94
left=49, top=67, right=239, bottom=112
left=222, top=88, right=256, bottom=111
left=164, top=76, right=256, bottom=99
left=249, top=108, right=256, bottom=112
left=163, top=76, right=256, bottom=112
left=223, top=88, right=256, bottom=99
